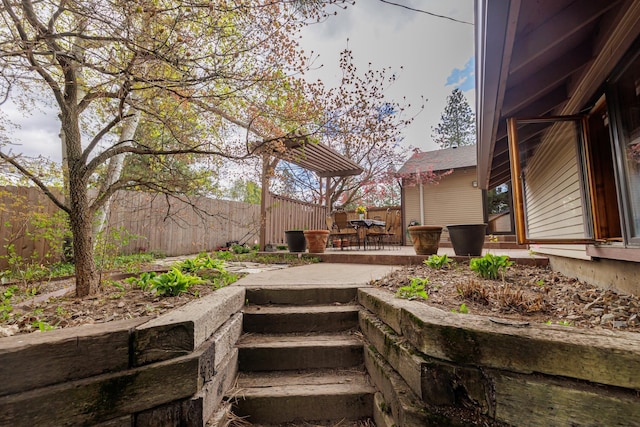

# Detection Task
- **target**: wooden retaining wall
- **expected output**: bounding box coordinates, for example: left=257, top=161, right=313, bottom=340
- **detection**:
left=0, top=287, right=245, bottom=426
left=358, top=288, right=640, bottom=426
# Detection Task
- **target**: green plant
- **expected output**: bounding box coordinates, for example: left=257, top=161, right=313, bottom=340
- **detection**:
left=395, top=277, right=429, bottom=300
left=55, top=306, right=70, bottom=318
left=546, top=320, right=573, bottom=326
left=230, top=244, right=251, bottom=254
left=32, top=320, right=55, bottom=332
left=451, top=303, right=468, bottom=314
left=423, top=254, right=451, bottom=269
left=469, top=253, right=513, bottom=280
left=176, top=253, right=225, bottom=273
left=124, top=271, right=158, bottom=291
left=94, top=226, right=143, bottom=271
left=535, top=279, right=545, bottom=287
left=0, top=285, right=18, bottom=320
left=210, top=272, right=239, bottom=289
left=148, top=267, right=204, bottom=297
left=215, top=250, right=234, bottom=260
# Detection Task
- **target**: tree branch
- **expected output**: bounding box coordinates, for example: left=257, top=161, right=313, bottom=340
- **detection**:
left=0, top=151, right=69, bottom=213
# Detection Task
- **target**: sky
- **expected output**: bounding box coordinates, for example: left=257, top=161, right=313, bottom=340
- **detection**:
left=1, top=0, right=475, bottom=163
left=298, top=0, right=476, bottom=153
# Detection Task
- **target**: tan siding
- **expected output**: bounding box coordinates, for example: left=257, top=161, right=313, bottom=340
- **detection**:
left=423, top=168, right=484, bottom=226
left=523, top=122, right=587, bottom=240
left=402, top=166, right=484, bottom=245
left=404, top=186, right=421, bottom=225
left=531, top=244, right=591, bottom=260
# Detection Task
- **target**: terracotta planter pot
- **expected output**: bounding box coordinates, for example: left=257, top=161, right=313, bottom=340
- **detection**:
left=446, top=223, right=487, bottom=256
left=285, top=230, right=306, bottom=253
left=407, top=225, right=443, bottom=255
left=303, top=230, right=330, bottom=253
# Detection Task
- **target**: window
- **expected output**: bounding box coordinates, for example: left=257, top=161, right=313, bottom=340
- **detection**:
left=609, top=47, right=640, bottom=244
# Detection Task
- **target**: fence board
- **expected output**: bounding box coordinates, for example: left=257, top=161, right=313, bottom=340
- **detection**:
left=0, top=187, right=402, bottom=269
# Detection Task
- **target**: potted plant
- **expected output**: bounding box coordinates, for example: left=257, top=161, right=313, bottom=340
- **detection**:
left=446, top=223, right=487, bottom=256
left=285, top=229, right=306, bottom=253
left=303, top=229, right=330, bottom=253
left=356, top=205, right=367, bottom=220
left=407, top=225, right=443, bottom=255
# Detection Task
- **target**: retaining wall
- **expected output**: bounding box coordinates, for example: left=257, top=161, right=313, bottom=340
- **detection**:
left=0, top=287, right=245, bottom=427
left=358, top=287, right=640, bottom=426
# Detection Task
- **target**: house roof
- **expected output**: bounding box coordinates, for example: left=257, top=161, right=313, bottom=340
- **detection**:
left=397, top=145, right=477, bottom=175
left=475, top=0, right=640, bottom=189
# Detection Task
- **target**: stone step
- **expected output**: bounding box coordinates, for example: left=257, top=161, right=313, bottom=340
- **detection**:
left=243, top=304, right=360, bottom=334
left=244, top=285, right=358, bottom=306
left=237, top=333, right=363, bottom=371
left=229, top=369, right=375, bottom=424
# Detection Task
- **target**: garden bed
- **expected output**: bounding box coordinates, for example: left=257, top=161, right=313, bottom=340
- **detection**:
left=371, top=258, right=640, bottom=332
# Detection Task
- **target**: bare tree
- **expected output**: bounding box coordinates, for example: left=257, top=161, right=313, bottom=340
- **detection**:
left=0, top=0, right=348, bottom=296
left=274, top=50, right=422, bottom=209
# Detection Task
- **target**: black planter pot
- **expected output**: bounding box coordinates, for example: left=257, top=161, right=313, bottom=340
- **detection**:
left=285, top=230, right=307, bottom=253
left=446, top=224, right=487, bottom=256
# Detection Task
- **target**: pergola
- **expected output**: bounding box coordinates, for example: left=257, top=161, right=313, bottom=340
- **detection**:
left=257, top=137, right=363, bottom=250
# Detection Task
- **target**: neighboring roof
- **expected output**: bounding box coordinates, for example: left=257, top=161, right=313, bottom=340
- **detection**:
left=475, top=0, right=640, bottom=189
left=397, top=145, right=477, bottom=175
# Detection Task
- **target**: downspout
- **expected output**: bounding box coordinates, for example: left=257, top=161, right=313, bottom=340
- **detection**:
left=419, top=182, right=425, bottom=225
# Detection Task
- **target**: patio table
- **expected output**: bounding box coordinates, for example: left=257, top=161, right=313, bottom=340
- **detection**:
left=348, top=219, right=385, bottom=250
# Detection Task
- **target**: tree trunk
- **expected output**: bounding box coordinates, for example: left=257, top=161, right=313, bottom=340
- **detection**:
left=69, top=176, right=98, bottom=297
left=92, top=109, right=141, bottom=241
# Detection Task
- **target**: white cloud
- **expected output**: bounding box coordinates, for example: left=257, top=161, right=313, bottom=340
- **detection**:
left=1, top=97, right=61, bottom=162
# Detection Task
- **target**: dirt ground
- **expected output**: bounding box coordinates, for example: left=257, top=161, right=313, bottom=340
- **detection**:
left=371, top=262, right=640, bottom=332
left=2, top=260, right=640, bottom=336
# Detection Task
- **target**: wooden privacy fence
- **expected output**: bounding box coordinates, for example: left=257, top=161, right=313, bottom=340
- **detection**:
left=104, top=191, right=261, bottom=256
left=0, top=186, right=403, bottom=270
left=0, top=187, right=262, bottom=269
left=265, top=193, right=329, bottom=245
left=0, top=186, right=63, bottom=270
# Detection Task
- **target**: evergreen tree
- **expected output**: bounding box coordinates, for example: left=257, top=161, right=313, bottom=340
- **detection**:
left=432, top=89, right=476, bottom=148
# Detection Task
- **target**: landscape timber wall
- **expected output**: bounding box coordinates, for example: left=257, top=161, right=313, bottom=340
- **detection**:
left=358, top=288, right=640, bottom=427
left=0, top=287, right=245, bottom=427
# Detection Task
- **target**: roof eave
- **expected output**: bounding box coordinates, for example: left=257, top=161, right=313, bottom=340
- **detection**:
left=475, top=0, right=520, bottom=190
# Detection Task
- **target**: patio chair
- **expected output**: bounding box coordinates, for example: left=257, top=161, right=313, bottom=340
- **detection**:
left=366, top=208, right=399, bottom=249
left=332, top=211, right=359, bottom=249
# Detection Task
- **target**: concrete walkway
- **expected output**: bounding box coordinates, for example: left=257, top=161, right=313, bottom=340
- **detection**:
left=233, top=263, right=400, bottom=287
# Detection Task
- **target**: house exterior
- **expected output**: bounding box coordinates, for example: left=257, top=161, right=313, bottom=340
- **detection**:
left=475, top=0, right=640, bottom=293
left=398, top=145, right=485, bottom=243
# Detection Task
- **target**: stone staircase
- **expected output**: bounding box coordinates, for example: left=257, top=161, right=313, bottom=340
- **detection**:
left=227, top=285, right=375, bottom=425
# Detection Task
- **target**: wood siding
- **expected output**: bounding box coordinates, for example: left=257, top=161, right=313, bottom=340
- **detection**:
left=402, top=168, right=484, bottom=244
left=403, top=186, right=421, bottom=226
left=523, top=122, right=588, bottom=240
left=518, top=121, right=593, bottom=260
left=422, top=168, right=484, bottom=226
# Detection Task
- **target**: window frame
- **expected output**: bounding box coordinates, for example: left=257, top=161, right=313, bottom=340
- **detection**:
left=507, top=115, right=598, bottom=245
